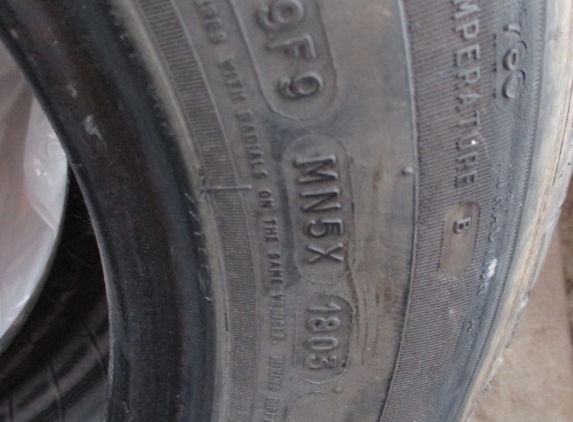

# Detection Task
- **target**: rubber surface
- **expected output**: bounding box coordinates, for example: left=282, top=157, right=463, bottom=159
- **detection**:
left=115, top=0, right=571, bottom=421
left=0, top=177, right=108, bottom=422
left=0, top=0, right=572, bottom=421
left=0, top=1, right=212, bottom=421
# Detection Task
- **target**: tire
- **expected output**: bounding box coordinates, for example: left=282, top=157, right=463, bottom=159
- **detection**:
left=0, top=176, right=108, bottom=422
left=0, top=0, right=572, bottom=421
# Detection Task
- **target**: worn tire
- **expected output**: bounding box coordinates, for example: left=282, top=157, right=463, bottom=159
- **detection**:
left=0, top=0, right=572, bottom=421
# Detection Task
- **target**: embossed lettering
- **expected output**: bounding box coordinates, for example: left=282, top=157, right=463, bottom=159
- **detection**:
left=459, top=110, right=480, bottom=127
left=270, top=292, right=286, bottom=341
left=268, top=253, right=284, bottom=285
left=280, top=72, right=324, bottom=99
left=259, top=190, right=275, bottom=208
left=267, top=356, right=284, bottom=391
left=266, top=252, right=286, bottom=343
left=457, top=131, right=482, bottom=150
left=304, top=219, right=344, bottom=238
left=307, top=316, right=341, bottom=332
left=455, top=44, right=480, bottom=67
left=235, top=111, right=268, bottom=179
left=456, top=19, right=479, bottom=40
left=456, top=170, right=477, bottom=187
left=503, top=46, right=521, bottom=71
left=258, top=0, right=305, bottom=32
left=305, top=354, right=337, bottom=370
left=307, top=336, right=340, bottom=352
left=458, top=66, right=481, bottom=85
left=497, top=26, right=527, bottom=102
left=195, top=0, right=228, bottom=44
left=453, top=0, right=479, bottom=20
left=218, top=58, right=247, bottom=102
left=308, top=302, right=342, bottom=313
left=300, top=188, right=342, bottom=213
left=441, top=203, right=480, bottom=277
left=240, top=0, right=336, bottom=118
left=265, top=228, right=279, bottom=242
left=263, top=217, right=280, bottom=242
left=503, top=70, right=524, bottom=99
left=454, top=217, right=472, bottom=233
left=283, top=135, right=352, bottom=281
left=263, top=397, right=279, bottom=422
left=306, top=243, right=344, bottom=264
left=457, top=92, right=481, bottom=109
left=295, top=155, right=338, bottom=184
left=268, top=34, right=317, bottom=60
left=456, top=151, right=478, bottom=171
left=299, top=296, right=351, bottom=381
left=452, top=0, right=483, bottom=189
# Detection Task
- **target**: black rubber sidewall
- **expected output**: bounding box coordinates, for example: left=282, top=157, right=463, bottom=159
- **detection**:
left=0, top=1, right=214, bottom=421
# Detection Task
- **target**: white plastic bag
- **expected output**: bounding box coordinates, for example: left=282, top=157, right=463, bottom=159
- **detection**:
left=0, top=42, right=67, bottom=347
